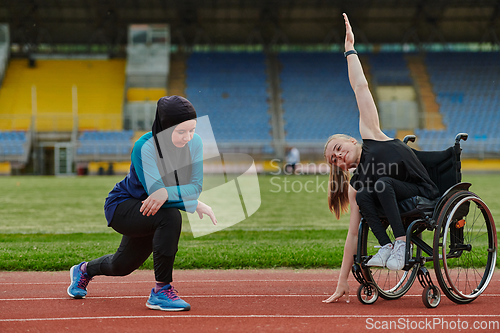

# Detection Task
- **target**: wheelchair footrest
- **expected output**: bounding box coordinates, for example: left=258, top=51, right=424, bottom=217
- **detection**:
left=352, top=262, right=369, bottom=286
left=417, top=266, right=436, bottom=289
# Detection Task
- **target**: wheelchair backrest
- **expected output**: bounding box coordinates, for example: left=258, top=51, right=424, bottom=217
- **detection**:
left=411, top=145, right=462, bottom=197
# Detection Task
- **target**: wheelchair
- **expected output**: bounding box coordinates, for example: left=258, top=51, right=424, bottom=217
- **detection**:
left=351, top=133, right=497, bottom=308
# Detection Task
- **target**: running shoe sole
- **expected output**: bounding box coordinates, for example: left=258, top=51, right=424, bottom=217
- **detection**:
left=366, top=262, right=385, bottom=267
left=146, top=301, right=190, bottom=311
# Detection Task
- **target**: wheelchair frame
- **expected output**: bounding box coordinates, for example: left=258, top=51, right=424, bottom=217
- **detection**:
left=351, top=133, right=498, bottom=308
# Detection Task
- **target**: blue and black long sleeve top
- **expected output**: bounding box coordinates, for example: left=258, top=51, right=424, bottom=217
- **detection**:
left=103, top=132, right=203, bottom=225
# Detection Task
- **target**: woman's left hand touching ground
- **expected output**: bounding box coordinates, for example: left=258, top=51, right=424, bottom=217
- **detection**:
left=323, top=279, right=350, bottom=304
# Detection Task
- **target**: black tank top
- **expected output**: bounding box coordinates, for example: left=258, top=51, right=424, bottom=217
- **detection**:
left=350, top=139, right=439, bottom=199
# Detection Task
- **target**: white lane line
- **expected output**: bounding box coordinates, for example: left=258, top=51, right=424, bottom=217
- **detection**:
left=0, top=279, right=344, bottom=285
left=1, top=294, right=499, bottom=301
left=3, top=279, right=498, bottom=285
left=1, top=295, right=334, bottom=301
left=1, top=314, right=500, bottom=322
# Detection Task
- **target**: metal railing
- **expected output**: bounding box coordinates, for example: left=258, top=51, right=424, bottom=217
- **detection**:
left=0, top=114, right=122, bottom=132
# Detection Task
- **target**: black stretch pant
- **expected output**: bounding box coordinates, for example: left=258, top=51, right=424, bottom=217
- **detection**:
left=86, top=199, right=182, bottom=283
left=355, top=177, right=423, bottom=246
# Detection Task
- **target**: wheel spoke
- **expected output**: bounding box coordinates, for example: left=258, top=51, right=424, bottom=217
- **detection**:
left=437, top=194, right=495, bottom=302
left=363, top=224, right=417, bottom=299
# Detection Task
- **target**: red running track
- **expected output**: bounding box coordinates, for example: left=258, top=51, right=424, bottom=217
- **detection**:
left=0, top=269, right=499, bottom=332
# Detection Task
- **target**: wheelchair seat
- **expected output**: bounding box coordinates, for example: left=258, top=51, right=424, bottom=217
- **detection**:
left=398, top=140, right=463, bottom=220
left=375, top=196, right=438, bottom=225
left=376, top=139, right=462, bottom=224
left=397, top=196, right=439, bottom=217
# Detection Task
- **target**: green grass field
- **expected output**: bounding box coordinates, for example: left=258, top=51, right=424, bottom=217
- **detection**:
left=0, top=174, right=499, bottom=271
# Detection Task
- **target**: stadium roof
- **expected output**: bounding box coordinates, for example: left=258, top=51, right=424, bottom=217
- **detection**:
left=1, top=0, right=499, bottom=47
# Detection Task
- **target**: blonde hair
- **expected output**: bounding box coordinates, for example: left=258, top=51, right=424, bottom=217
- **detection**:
left=324, top=134, right=353, bottom=219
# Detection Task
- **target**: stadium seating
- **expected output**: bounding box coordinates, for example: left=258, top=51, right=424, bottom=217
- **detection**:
left=279, top=52, right=360, bottom=142
left=185, top=52, right=272, bottom=144
left=415, top=52, right=500, bottom=154
left=76, top=130, right=133, bottom=158
left=368, top=52, right=413, bottom=86
left=126, top=88, right=167, bottom=102
left=0, top=131, right=28, bottom=161
left=1, top=50, right=499, bottom=170
left=0, top=59, right=126, bottom=131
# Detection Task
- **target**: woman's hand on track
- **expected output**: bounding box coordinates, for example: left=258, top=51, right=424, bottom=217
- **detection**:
left=323, top=279, right=350, bottom=303
left=140, top=188, right=168, bottom=216
left=196, top=201, right=218, bottom=225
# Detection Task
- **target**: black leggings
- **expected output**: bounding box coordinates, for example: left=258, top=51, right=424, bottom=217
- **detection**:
left=356, top=177, right=423, bottom=246
left=86, top=199, right=182, bottom=283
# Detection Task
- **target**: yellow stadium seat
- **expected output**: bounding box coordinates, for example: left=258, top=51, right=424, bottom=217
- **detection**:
left=127, top=87, right=167, bottom=102
left=0, top=59, right=126, bottom=131
left=0, top=162, right=11, bottom=175
left=87, top=161, right=130, bottom=175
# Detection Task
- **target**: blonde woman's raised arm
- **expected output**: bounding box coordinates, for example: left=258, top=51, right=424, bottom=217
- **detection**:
left=343, top=13, right=389, bottom=141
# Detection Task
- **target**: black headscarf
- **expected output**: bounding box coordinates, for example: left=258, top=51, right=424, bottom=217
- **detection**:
left=152, top=96, right=197, bottom=187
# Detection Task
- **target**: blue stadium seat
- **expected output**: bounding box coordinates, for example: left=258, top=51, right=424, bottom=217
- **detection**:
left=0, top=131, right=28, bottom=157
left=76, top=131, right=133, bottom=157
left=416, top=52, right=500, bottom=153
left=368, top=52, right=413, bottom=85
left=279, top=52, right=360, bottom=142
left=185, top=52, right=272, bottom=144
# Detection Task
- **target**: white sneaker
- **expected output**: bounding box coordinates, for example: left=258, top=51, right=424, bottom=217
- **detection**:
left=367, top=243, right=393, bottom=267
left=386, top=240, right=406, bottom=271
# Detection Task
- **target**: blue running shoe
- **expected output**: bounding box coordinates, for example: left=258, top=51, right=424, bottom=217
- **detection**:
left=146, top=285, right=191, bottom=311
left=67, top=262, right=92, bottom=299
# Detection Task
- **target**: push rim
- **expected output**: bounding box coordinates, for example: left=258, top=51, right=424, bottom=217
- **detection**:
left=441, top=195, right=497, bottom=300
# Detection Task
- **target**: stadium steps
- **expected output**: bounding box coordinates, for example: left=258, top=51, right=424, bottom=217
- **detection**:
left=265, top=52, right=286, bottom=158
left=396, top=129, right=421, bottom=150
left=415, top=52, right=500, bottom=155
left=168, top=52, right=187, bottom=97
left=406, top=55, right=445, bottom=130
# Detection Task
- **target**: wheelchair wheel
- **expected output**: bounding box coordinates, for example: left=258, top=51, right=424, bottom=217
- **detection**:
left=422, top=285, right=441, bottom=308
left=357, top=283, right=378, bottom=304
left=360, top=222, right=419, bottom=300
left=433, top=191, right=497, bottom=304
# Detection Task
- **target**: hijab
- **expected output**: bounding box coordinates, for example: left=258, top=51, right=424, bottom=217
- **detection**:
left=151, top=96, right=197, bottom=187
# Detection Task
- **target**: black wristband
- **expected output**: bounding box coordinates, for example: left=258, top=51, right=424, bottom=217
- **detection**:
left=344, top=50, right=358, bottom=58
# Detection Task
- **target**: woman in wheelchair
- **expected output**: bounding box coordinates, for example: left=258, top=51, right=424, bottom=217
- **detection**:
left=322, top=13, right=440, bottom=303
